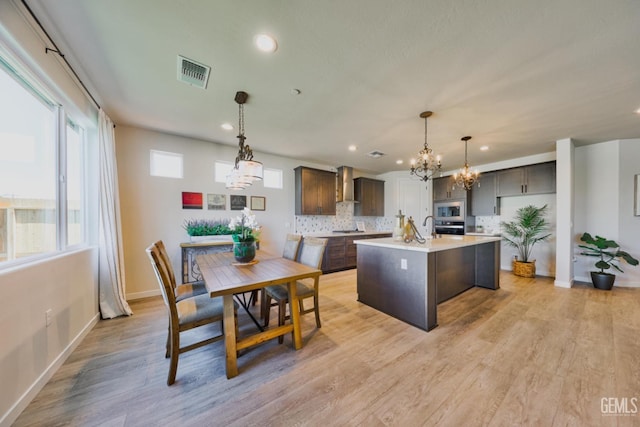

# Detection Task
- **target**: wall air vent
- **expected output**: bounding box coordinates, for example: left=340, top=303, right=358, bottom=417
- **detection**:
left=367, top=150, right=385, bottom=158
left=177, top=55, right=211, bottom=89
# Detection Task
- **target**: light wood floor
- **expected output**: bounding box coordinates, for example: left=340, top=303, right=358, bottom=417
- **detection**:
left=14, top=271, right=640, bottom=427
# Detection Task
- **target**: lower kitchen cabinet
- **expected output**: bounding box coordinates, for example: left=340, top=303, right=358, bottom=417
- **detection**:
left=320, top=233, right=392, bottom=273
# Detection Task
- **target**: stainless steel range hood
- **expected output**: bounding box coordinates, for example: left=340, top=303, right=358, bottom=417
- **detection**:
left=336, top=166, right=358, bottom=202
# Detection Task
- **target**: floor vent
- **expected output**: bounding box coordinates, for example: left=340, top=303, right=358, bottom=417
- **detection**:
left=177, top=55, right=211, bottom=89
left=367, top=150, right=385, bottom=158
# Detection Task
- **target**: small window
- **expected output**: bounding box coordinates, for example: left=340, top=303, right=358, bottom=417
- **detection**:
left=215, top=161, right=234, bottom=183
left=150, top=150, right=183, bottom=178
left=263, top=168, right=283, bottom=189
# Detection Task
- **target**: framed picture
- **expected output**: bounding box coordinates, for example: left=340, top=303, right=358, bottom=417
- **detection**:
left=635, top=174, right=640, bottom=216
left=182, top=192, right=202, bottom=209
left=251, top=196, right=266, bottom=211
left=230, top=195, right=247, bottom=210
left=207, top=193, right=226, bottom=210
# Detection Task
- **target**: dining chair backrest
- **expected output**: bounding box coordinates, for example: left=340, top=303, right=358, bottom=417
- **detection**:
left=145, top=243, right=178, bottom=318
left=282, top=234, right=303, bottom=261
left=297, top=237, right=328, bottom=269
left=155, top=240, right=178, bottom=288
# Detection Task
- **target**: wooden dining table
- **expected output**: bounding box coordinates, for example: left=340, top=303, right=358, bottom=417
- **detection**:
left=195, top=250, right=322, bottom=378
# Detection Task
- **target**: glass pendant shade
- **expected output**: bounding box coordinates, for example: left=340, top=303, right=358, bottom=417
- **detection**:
left=238, top=159, right=263, bottom=181
left=225, top=167, right=252, bottom=190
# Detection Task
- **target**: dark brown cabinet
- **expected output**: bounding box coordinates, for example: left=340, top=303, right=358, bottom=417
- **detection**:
left=321, top=233, right=392, bottom=273
left=496, top=162, right=556, bottom=197
left=354, top=177, right=385, bottom=216
left=294, top=166, right=336, bottom=215
left=433, top=176, right=466, bottom=201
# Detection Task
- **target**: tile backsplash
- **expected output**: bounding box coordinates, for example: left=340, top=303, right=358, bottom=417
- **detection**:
left=474, top=215, right=501, bottom=233
left=295, top=201, right=392, bottom=234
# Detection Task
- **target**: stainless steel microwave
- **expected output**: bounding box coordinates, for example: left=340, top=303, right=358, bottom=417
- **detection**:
left=434, top=201, right=465, bottom=221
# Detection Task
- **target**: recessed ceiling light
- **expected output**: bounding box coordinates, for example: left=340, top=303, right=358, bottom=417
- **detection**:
left=480, top=145, right=489, bottom=151
left=396, top=160, right=403, bottom=165
left=255, top=34, right=278, bottom=53
left=348, top=145, right=357, bottom=152
left=221, top=123, right=233, bottom=131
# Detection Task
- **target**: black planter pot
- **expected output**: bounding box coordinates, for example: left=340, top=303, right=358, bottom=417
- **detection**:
left=590, top=272, right=616, bottom=290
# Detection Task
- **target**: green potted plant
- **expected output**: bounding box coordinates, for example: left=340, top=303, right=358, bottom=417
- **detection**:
left=501, top=204, right=551, bottom=278
left=578, top=233, right=639, bottom=290
left=228, top=208, right=261, bottom=263
left=182, top=218, right=235, bottom=242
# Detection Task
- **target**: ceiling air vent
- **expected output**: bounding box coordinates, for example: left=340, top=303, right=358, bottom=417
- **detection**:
left=367, top=150, right=385, bottom=158
left=177, top=55, right=211, bottom=89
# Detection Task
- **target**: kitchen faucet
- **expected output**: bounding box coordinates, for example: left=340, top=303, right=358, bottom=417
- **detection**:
left=422, top=215, right=438, bottom=238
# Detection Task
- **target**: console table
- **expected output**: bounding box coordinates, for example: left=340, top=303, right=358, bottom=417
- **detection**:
left=180, top=240, right=234, bottom=283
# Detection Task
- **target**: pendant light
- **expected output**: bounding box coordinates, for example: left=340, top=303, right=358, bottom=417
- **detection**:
left=453, top=136, right=480, bottom=190
left=225, top=91, right=263, bottom=189
left=409, top=111, right=442, bottom=186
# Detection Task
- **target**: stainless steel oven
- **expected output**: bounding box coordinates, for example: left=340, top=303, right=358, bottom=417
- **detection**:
left=434, top=201, right=465, bottom=222
left=434, top=220, right=465, bottom=235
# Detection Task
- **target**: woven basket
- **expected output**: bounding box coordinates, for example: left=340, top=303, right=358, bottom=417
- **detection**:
left=513, top=260, right=536, bottom=278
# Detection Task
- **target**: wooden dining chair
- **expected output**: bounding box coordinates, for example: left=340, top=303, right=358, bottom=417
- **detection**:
left=263, top=237, right=327, bottom=343
left=146, top=243, right=236, bottom=385
left=261, top=234, right=303, bottom=320
left=155, top=240, right=208, bottom=302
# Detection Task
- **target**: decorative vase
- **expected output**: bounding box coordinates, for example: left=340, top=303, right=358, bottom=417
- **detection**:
left=233, top=241, right=256, bottom=263
left=590, top=271, right=615, bottom=290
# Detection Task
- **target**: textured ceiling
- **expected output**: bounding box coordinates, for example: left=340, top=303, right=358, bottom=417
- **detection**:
left=27, top=0, right=640, bottom=174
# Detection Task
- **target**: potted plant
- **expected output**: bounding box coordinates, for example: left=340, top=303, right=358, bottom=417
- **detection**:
left=501, top=204, right=551, bottom=278
left=183, top=218, right=235, bottom=242
left=228, top=208, right=261, bottom=263
left=578, top=232, right=639, bottom=290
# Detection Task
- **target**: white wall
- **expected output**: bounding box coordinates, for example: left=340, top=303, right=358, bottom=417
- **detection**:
left=617, top=140, right=640, bottom=286
left=0, top=3, right=100, bottom=425
left=115, top=125, right=338, bottom=299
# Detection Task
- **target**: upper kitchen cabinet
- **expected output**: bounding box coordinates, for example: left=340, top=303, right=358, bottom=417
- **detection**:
left=496, top=162, right=556, bottom=197
left=354, top=177, right=385, bottom=216
left=295, top=166, right=336, bottom=215
left=433, top=176, right=466, bottom=201
left=471, top=172, right=498, bottom=216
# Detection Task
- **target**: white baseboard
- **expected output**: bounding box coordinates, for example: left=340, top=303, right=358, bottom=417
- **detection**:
left=127, top=288, right=161, bottom=300
left=1, top=313, right=100, bottom=427
left=554, top=279, right=573, bottom=288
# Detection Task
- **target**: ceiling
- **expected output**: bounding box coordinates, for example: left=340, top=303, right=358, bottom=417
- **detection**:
left=27, top=0, right=640, bottom=174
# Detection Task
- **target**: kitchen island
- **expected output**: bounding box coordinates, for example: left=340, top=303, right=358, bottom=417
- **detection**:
left=355, top=235, right=501, bottom=331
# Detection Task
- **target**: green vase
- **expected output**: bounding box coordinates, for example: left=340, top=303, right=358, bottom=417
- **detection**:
left=233, top=241, right=256, bottom=263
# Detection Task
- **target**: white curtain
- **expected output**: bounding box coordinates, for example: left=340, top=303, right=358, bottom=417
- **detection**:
left=98, top=109, right=132, bottom=318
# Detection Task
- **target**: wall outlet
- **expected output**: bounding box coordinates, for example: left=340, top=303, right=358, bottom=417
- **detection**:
left=45, top=309, right=52, bottom=327
left=401, top=259, right=407, bottom=270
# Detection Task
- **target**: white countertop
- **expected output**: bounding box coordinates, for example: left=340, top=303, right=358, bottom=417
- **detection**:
left=305, top=231, right=393, bottom=238
left=354, top=235, right=501, bottom=253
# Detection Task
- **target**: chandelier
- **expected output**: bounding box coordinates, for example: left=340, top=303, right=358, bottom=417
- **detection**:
left=410, top=111, right=442, bottom=185
left=225, top=91, right=263, bottom=189
left=453, top=136, right=479, bottom=191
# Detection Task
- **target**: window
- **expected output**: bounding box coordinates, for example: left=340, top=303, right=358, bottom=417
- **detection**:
left=263, top=168, right=283, bottom=189
left=150, top=150, right=183, bottom=178
left=215, top=161, right=234, bottom=183
left=0, top=53, right=87, bottom=264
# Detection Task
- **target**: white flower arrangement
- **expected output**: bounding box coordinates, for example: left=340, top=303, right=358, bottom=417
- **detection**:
left=229, top=207, right=260, bottom=242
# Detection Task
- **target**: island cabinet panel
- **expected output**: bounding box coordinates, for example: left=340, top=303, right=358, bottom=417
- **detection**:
left=433, top=176, right=466, bottom=201
left=354, top=177, right=385, bottom=216
left=294, top=166, right=337, bottom=215
left=356, top=245, right=436, bottom=331
left=496, top=162, right=556, bottom=197
left=471, top=172, right=498, bottom=216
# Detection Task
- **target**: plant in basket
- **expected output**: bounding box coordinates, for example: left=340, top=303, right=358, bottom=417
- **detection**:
left=501, top=204, right=551, bottom=278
